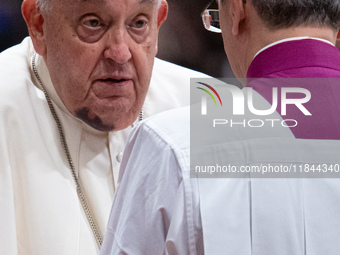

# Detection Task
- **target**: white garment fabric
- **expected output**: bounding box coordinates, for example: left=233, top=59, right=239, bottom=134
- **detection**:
left=0, top=37, right=210, bottom=255
left=101, top=89, right=340, bottom=254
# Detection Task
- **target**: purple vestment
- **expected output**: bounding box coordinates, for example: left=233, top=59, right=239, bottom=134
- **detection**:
left=247, top=39, right=340, bottom=139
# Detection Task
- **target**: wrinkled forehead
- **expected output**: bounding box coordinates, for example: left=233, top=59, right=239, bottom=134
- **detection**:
left=78, top=0, right=156, bottom=3
left=60, top=0, right=159, bottom=7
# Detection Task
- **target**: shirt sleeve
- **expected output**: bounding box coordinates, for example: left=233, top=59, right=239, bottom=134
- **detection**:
left=100, top=122, right=201, bottom=255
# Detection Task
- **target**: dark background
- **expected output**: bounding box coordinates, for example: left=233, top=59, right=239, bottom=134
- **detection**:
left=0, top=0, right=235, bottom=78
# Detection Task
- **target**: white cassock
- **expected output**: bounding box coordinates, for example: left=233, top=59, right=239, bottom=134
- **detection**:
left=0, top=37, right=210, bottom=255
left=101, top=88, right=340, bottom=254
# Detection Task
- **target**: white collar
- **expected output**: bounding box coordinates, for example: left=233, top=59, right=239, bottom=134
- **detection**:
left=254, top=36, right=335, bottom=59
left=32, top=53, right=72, bottom=116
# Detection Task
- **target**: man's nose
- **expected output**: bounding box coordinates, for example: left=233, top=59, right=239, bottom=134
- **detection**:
left=103, top=30, right=132, bottom=64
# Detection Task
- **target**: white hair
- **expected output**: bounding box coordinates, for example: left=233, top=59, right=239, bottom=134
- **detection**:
left=36, top=0, right=163, bottom=13
left=35, top=0, right=52, bottom=13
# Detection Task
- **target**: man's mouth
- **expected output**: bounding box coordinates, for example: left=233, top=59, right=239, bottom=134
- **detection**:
left=101, top=78, right=126, bottom=83
left=92, top=77, right=133, bottom=98
left=98, top=78, right=129, bottom=84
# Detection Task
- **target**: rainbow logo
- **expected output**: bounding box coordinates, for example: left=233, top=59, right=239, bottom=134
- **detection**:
left=196, top=82, right=223, bottom=106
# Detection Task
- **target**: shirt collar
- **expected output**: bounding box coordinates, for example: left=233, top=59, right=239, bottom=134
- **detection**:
left=254, top=37, right=334, bottom=59
left=247, top=38, right=340, bottom=79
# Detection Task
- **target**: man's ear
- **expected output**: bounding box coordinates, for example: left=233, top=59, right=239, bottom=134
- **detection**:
left=230, top=0, right=246, bottom=36
left=157, top=0, right=168, bottom=28
left=22, top=0, right=46, bottom=55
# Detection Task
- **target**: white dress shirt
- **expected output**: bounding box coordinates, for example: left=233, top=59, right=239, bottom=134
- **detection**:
left=101, top=87, right=340, bottom=254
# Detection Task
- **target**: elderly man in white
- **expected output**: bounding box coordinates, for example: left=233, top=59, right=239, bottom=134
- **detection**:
left=0, top=0, right=211, bottom=254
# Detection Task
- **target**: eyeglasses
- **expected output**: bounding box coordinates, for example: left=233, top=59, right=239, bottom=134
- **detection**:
left=201, top=0, right=221, bottom=33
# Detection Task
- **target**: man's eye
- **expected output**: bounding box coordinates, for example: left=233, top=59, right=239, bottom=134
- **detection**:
left=77, top=15, right=106, bottom=43
left=83, top=18, right=101, bottom=28
left=134, top=19, right=147, bottom=28
left=127, top=15, right=150, bottom=43
left=131, top=16, right=148, bottom=29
